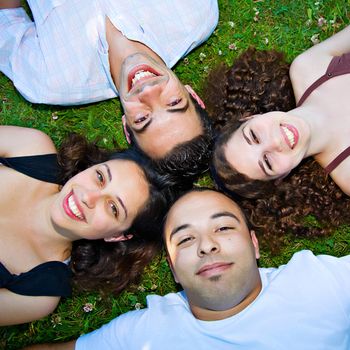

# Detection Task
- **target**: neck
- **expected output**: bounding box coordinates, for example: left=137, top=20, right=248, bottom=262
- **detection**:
left=105, top=17, right=165, bottom=90
left=287, top=105, right=331, bottom=157
left=30, top=193, right=72, bottom=258
left=189, top=278, right=262, bottom=321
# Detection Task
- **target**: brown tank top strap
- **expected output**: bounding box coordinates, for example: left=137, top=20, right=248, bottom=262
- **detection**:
left=296, top=56, right=339, bottom=107
left=324, top=146, right=350, bottom=174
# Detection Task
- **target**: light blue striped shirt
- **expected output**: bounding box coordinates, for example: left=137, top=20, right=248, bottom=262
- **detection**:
left=0, top=0, right=218, bottom=105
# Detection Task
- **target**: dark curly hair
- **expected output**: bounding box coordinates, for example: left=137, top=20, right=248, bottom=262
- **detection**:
left=240, top=158, right=350, bottom=253
left=127, top=95, right=214, bottom=190
left=207, top=47, right=295, bottom=198
left=57, top=134, right=170, bottom=294
left=204, top=48, right=350, bottom=251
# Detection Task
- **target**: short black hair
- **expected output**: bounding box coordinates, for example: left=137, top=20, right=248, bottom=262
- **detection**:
left=127, top=95, right=214, bottom=190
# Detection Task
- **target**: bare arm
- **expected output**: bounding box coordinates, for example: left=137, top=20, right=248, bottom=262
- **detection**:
left=0, top=0, right=21, bottom=8
left=22, top=340, right=77, bottom=350
left=0, top=126, right=57, bottom=158
left=290, top=25, right=350, bottom=101
left=0, top=288, right=60, bottom=326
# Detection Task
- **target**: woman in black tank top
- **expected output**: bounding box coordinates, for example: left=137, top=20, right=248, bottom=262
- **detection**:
left=0, top=125, right=169, bottom=325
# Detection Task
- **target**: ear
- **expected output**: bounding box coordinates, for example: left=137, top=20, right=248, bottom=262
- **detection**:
left=185, top=85, right=206, bottom=109
left=250, top=230, right=260, bottom=259
left=166, top=256, right=179, bottom=283
left=122, top=115, right=131, bottom=144
left=104, top=233, right=133, bottom=242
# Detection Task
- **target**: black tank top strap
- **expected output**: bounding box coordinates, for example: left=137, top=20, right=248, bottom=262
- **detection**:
left=0, top=153, right=62, bottom=184
left=0, top=261, right=72, bottom=297
left=324, top=146, right=350, bottom=174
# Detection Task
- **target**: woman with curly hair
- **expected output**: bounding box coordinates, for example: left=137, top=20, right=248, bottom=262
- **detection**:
left=210, top=25, right=350, bottom=198
left=205, top=46, right=350, bottom=251
left=0, top=125, right=168, bottom=326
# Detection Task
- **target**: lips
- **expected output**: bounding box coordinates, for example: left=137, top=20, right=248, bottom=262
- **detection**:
left=196, top=262, right=233, bottom=277
left=127, top=64, right=160, bottom=92
left=63, top=190, right=86, bottom=222
left=280, top=124, right=299, bottom=149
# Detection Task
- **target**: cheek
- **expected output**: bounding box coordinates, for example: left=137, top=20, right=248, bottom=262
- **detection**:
left=90, top=214, right=117, bottom=235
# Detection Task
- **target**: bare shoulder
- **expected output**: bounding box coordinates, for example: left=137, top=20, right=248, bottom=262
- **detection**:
left=290, top=25, right=350, bottom=102
left=0, top=288, right=60, bottom=326
left=0, top=126, right=57, bottom=157
left=330, top=168, right=350, bottom=197
left=289, top=49, right=333, bottom=103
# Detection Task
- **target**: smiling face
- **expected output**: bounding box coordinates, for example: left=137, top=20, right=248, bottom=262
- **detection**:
left=164, top=190, right=261, bottom=318
left=51, top=159, right=149, bottom=241
left=118, top=53, right=203, bottom=158
left=224, top=111, right=311, bottom=180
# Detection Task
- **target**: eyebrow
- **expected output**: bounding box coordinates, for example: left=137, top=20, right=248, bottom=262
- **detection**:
left=102, top=163, right=128, bottom=219
left=211, top=211, right=241, bottom=222
left=241, top=128, right=268, bottom=177
left=169, top=211, right=241, bottom=241
left=242, top=126, right=251, bottom=145
left=132, top=99, right=190, bottom=134
left=102, top=164, right=112, bottom=181
left=258, top=160, right=269, bottom=176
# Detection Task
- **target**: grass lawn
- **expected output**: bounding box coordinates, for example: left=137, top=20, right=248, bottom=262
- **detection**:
left=1, top=0, right=350, bottom=348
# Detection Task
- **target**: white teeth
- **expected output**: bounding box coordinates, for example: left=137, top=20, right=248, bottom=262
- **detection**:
left=68, top=194, right=84, bottom=220
left=282, top=126, right=295, bottom=148
left=131, top=70, right=156, bottom=87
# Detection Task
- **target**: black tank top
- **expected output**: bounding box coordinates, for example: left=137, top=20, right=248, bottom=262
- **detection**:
left=0, top=154, right=71, bottom=297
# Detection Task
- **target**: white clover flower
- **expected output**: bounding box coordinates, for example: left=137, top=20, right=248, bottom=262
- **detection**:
left=311, top=33, right=320, bottom=45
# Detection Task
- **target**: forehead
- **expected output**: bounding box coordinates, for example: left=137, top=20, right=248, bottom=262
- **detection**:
left=133, top=102, right=202, bottom=158
left=164, top=190, right=245, bottom=236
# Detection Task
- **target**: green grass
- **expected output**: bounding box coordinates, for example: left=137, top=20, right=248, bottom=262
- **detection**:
left=1, top=0, right=350, bottom=348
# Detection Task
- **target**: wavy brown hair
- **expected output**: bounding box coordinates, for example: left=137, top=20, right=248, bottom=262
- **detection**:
left=208, top=48, right=296, bottom=198
left=239, top=158, right=350, bottom=252
left=205, top=48, right=350, bottom=250
left=57, top=134, right=169, bottom=294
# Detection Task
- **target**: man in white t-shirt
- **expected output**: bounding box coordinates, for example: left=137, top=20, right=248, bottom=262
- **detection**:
left=23, top=189, right=350, bottom=350
left=0, top=0, right=218, bottom=176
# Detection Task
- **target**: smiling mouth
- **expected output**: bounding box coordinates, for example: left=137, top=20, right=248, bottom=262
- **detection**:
left=128, top=65, right=160, bottom=92
left=281, top=124, right=299, bottom=149
left=63, top=191, right=85, bottom=221
left=196, top=262, right=233, bottom=277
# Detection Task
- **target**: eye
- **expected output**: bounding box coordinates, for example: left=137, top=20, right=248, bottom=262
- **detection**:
left=177, top=236, right=193, bottom=246
left=135, top=114, right=149, bottom=124
left=168, top=98, right=182, bottom=107
left=215, top=226, right=234, bottom=233
left=263, top=154, right=273, bottom=171
left=108, top=201, right=119, bottom=219
left=250, top=130, right=259, bottom=144
left=96, top=170, right=105, bottom=185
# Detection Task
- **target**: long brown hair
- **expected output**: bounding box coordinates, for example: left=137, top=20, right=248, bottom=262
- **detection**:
left=57, top=134, right=169, bottom=294
left=205, top=48, right=350, bottom=251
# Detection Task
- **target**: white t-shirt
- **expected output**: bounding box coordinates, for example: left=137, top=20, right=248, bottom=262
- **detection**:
left=76, top=251, right=350, bottom=349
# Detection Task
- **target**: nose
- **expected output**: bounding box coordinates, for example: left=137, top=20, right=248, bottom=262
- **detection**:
left=82, top=189, right=101, bottom=209
left=264, top=134, right=283, bottom=153
left=198, top=235, right=220, bottom=257
left=137, top=81, right=162, bottom=103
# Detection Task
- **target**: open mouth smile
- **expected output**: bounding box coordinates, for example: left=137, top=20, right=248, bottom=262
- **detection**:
left=128, top=65, right=160, bottom=92
left=63, top=190, right=85, bottom=221
left=281, top=124, right=299, bottom=149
